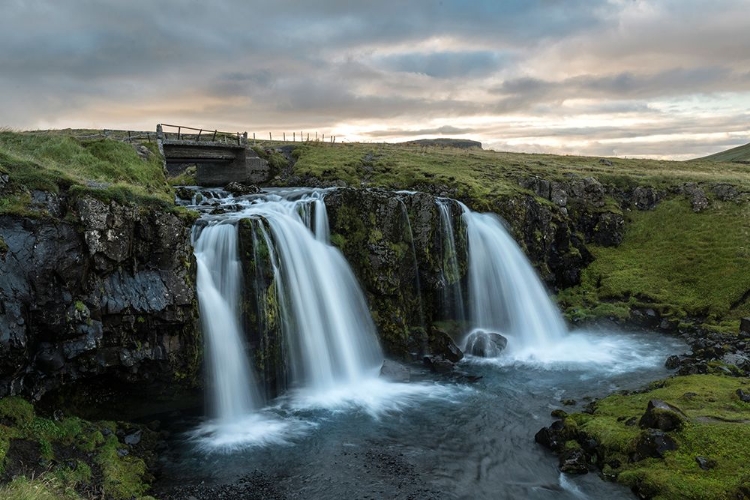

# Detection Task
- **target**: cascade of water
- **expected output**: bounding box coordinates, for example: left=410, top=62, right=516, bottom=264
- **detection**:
left=193, top=222, right=263, bottom=422
left=458, top=203, right=567, bottom=350
left=436, top=199, right=466, bottom=324
left=245, top=195, right=383, bottom=392
left=396, top=198, right=426, bottom=330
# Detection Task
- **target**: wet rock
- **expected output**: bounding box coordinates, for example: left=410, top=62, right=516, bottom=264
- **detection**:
left=124, top=429, right=142, bottom=446
left=535, top=420, right=576, bottom=452
left=464, top=330, right=507, bottom=357
left=174, top=187, right=195, bottom=201
left=380, top=359, right=410, bottom=382
left=430, top=327, right=464, bottom=363
left=632, top=429, right=678, bottom=460
left=423, top=355, right=454, bottom=374
left=695, top=456, right=717, bottom=470
left=639, top=399, right=685, bottom=432
left=224, top=182, right=260, bottom=195
left=665, top=355, right=681, bottom=370
left=559, top=448, right=589, bottom=474
left=551, top=409, right=568, bottom=419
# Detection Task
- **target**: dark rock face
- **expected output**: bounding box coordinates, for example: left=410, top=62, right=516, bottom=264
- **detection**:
left=323, top=188, right=466, bottom=359
left=741, top=317, right=750, bottom=334
left=0, top=196, right=200, bottom=407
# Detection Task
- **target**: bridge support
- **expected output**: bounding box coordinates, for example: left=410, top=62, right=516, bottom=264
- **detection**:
left=157, top=124, right=271, bottom=186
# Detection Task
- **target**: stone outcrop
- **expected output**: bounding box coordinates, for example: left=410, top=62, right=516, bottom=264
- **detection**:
left=0, top=194, right=200, bottom=410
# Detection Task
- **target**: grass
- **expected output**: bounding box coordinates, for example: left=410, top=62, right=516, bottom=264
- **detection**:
left=700, top=142, right=750, bottom=162
left=558, top=197, right=750, bottom=329
left=0, top=397, right=155, bottom=499
left=565, top=375, right=750, bottom=499
left=280, top=141, right=750, bottom=204
left=0, top=130, right=174, bottom=215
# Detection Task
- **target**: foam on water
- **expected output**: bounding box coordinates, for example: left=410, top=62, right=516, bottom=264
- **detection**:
left=462, top=329, right=683, bottom=376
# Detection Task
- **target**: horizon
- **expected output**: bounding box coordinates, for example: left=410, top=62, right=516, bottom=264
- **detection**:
left=1, top=1, right=749, bottom=160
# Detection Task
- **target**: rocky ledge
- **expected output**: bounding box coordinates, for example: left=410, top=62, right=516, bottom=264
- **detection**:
left=0, top=193, right=201, bottom=415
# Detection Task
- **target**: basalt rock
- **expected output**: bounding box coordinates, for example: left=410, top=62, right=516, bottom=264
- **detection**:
left=632, top=429, right=678, bottom=460
left=639, top=399, right=686, bottom=432
left=0, top=194, right=200, bottom=412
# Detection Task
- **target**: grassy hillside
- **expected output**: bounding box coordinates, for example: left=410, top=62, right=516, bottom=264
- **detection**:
left=0, top=130, right=174, bottom=215
left=288, top=141, right=750, bottom=201
left=700, top=142, right=750, bottom=163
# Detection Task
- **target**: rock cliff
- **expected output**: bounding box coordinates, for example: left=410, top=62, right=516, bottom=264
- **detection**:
left=0, top=193, right=200, bottom=414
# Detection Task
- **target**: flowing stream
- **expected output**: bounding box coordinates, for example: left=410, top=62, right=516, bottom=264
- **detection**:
left=166, top=187, right=686, bottom=499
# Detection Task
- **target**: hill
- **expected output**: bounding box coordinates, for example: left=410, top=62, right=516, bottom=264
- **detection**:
left=700, top=141, right=750, bottom=162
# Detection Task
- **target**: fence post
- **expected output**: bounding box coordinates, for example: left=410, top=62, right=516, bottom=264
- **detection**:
left=293, top=132, right=295, bottom=142
left=270, top=132, right=272, bottom=141
left=283, top=132, right=286, bottom=141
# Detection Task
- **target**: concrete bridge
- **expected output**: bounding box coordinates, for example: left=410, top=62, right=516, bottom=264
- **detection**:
left=156, top=124, right=271, bottom=186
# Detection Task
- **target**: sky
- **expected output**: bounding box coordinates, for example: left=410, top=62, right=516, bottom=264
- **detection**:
left=1, top=0, right=749, bottom=160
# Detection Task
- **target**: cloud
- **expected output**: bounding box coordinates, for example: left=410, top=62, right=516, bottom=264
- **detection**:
left=0, top=0, right=748, bottom=158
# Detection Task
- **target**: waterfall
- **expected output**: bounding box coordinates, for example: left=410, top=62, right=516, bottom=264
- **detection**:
left=193, top=222, right=263, bottom=422
left=459, top=204, right=568, bottom=350
left=436, top=199, right=466, bottom=324
left=253, top=196, right=383, bottom=391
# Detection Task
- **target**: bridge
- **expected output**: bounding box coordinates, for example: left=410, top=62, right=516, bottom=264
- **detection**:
left=156, top=124, right=271, bottom=186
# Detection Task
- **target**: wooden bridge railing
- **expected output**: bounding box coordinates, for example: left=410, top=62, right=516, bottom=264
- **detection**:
left=157, top=124, right=247, bottom=146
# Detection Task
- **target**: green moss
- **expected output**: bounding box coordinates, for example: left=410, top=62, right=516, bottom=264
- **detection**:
left=0, top=399, right=154, bottom=498
left=571, top=375, right=750, bottom=499
left=95, top=435, right=149, bottom=499
left=0, top=397, right=35, bottom=426
left=561, top=197, right=750, bottom=329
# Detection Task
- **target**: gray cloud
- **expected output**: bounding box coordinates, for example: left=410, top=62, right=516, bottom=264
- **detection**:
left=0, top=0, right=748, bottom=158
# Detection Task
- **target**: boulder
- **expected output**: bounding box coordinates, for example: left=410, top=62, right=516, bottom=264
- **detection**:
left=639, top=399, right=685, bottom=432
left=559, top=448, right=588, bottom=474
left=464, top=330, right=508, bottom=358
left=736, top=389, right=750, bottom=403
left=665, top=355, right=681, bottom=370
left=741, top=318, right=750, bottom=335
left=632, top=429, right=678, bottom=460
left=695, top=456, right=717, bottom=470
left=423, top=355, right=454, bottom=374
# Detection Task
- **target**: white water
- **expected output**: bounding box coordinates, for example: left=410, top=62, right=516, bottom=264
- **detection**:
left=193, top=223, right=263, bottom=422
left=459, top=204, right=568, bottom=351
left=253, top=196, right=383, bottom=392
